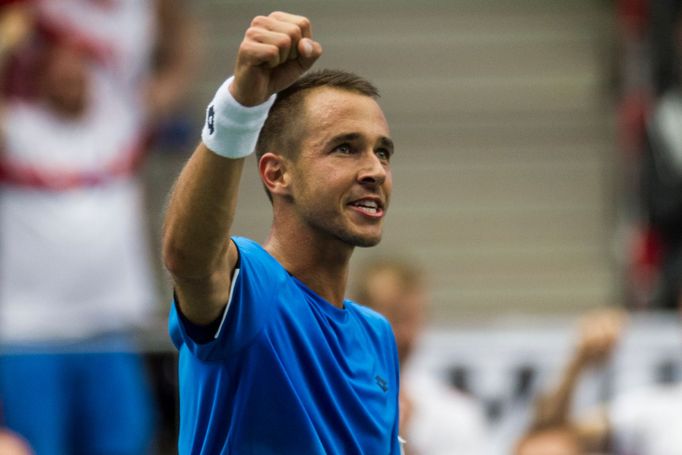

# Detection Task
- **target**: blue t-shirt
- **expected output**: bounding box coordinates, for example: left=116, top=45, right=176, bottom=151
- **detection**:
left=169, top=237, right=401, bottom=455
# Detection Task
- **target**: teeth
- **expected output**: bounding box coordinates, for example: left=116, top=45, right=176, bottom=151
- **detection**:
left=350, top=199, right=381, bottom=215
left=355, top=200, right=378, bottom=209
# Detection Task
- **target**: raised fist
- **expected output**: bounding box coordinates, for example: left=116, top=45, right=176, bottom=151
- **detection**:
left=575, top=308, right=626, bottom=367
left=230, top=12, right=322, bottom=106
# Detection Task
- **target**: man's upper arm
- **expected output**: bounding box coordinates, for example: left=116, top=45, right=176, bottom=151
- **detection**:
left=163, top=140, right=246, bottom=325
left=169, top=237, right=280, bottom=360
left=172, top=237, right=240, bottom=327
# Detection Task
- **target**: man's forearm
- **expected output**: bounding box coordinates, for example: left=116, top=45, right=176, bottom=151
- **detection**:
left=162, top=143, right=244, bottom=280
left=535, top=355, right=586, bottom=426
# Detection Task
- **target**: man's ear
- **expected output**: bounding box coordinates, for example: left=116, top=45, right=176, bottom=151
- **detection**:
left=259, top=152, right=292, bottom=198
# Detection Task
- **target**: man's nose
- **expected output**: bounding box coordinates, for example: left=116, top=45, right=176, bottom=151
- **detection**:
left=358, top=151, right=387, bottom=186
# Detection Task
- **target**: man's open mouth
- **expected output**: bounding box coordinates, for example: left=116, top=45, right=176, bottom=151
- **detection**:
left=349, top=198, right=384, bottom=216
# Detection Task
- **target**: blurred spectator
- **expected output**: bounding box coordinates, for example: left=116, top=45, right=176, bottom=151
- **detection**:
left=620, top=0, right=682, bottom=311
left=0, top=1, right=194, bottom=453
left=641, top=0, right=682, bottom=309
left=609, top=379, right=682, bottom=454
left=518, top=307, right=682, bottom=454
left=355, top=258, right=488, bottom=455
left=641, top=87, right=682, bottom=310
left=515, top=309, right=624, bottom=455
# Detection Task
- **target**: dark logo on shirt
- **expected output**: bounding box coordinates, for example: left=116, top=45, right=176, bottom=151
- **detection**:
left=375, top=375, right=388, bottom=393
left=207, top=105, right=215, bottom=134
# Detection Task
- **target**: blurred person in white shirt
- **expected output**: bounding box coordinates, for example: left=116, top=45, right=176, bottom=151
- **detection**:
left=355, top=258, right=488, bottom=455
left=0, top=1, right=194, bottom=453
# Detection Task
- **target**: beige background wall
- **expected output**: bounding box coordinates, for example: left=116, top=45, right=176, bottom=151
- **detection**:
left=150, top=0, right=617, bottom=324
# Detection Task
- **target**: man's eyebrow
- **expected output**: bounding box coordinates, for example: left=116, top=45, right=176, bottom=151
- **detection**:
left=328, top=133, right=395, bottom=152
left=378, top=137, right=394, bottom=153
left=328, top=132, right=362, bottom=144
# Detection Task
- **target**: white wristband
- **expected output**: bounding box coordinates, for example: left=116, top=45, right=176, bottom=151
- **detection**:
left=201, top=76, right=277, bottom=159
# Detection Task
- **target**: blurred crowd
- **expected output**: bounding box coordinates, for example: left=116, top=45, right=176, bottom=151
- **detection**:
left=355, top=259, right=682, bottom=455
left=619, top=0, right=682, bottom=312
left=0, top=0, right=194, bottom=453
left=0, top=1, right=681, bottom=455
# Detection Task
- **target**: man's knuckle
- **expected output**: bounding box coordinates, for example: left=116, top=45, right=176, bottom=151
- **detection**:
left=251, top=15, right=267, bottom=27
left=245, top=27, right=259, bottom=40
left=288, top=26, right=302, bottom=41
left=298, top=17, right=311, bottom=30
left=238, top=39, right=251, bottom=53
left=277, top=35, right=292, bottom=48
left=269, top=11, right=285, bottom=18
left=265, top=46, right=279, bottom=59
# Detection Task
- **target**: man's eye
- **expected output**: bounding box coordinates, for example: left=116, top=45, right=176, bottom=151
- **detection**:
left=335, top=143, right=352, bottom=154
left=376, top=148, right=391, bottom=161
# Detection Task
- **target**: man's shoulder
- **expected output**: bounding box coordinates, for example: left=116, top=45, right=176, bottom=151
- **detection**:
left=229, top=237, right=292, bottom=299
left=232, top=236, right=264, bottom=255
left=232, top=236, right=282, bottom=272
left=346, top=300, right=392, bottom=331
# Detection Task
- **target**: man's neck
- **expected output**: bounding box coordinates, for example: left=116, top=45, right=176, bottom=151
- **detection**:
left=264, top=225, right=352, bottom=309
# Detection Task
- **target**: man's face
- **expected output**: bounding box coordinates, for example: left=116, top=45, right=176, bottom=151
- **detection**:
left=287, top=87, right=393, bottom=247
left=42, top=44, right=90, bottom=117
left=365, top=270, right=426, bottom=364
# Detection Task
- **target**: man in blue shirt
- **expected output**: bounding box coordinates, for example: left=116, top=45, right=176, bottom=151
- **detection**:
left=162, top=11, right=401, bottom=454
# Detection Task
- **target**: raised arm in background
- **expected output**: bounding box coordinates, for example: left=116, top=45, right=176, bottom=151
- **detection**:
left=517, top=309, right=625, bottom=455
left=145, top=0, right=199, bottom=120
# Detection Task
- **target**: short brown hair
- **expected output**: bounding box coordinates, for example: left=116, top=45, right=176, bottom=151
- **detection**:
left=255, top=69, right=379, bottom=201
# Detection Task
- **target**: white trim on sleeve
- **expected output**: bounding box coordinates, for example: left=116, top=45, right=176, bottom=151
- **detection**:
left=214, top=267, right=240, bottom=340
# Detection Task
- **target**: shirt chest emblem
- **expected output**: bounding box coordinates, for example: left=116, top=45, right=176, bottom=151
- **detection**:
left=374, top=374, right=388, bottom=392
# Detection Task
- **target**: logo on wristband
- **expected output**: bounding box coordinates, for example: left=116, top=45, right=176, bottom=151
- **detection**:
left=207, top=105, right=216, bottom=134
